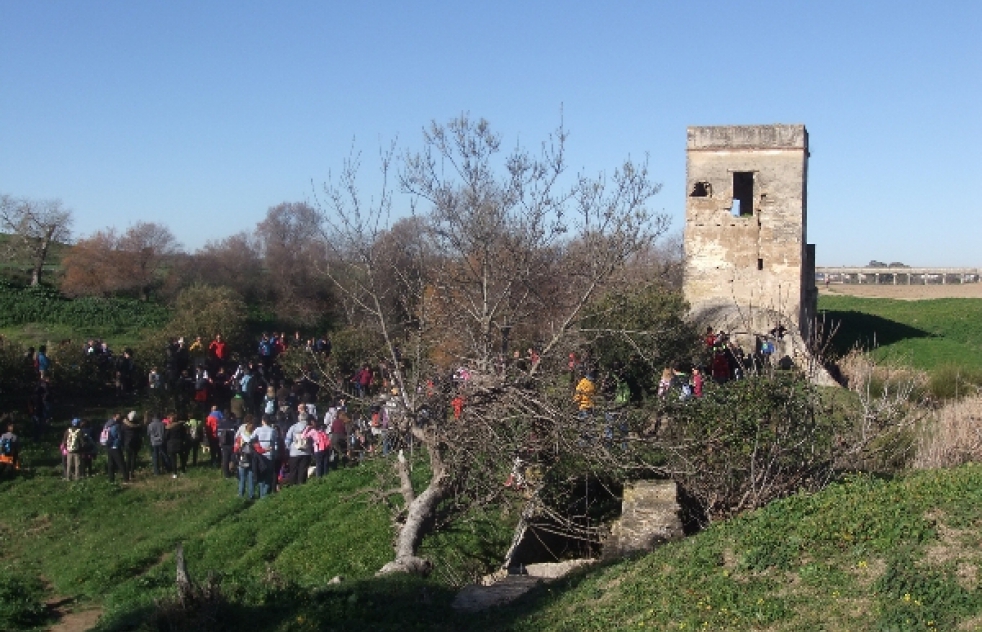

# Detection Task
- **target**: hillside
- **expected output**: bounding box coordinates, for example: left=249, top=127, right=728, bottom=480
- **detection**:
left=4, top=446, right=982, bottom=630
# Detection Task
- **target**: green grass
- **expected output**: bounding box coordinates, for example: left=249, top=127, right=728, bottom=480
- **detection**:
left=6, top=408, right=982, bottom=629
left=476, top=465, right=982, bottom=631
left=819, top=295, right=982, bottom=374
left=0, top=415, right=516, bottom=632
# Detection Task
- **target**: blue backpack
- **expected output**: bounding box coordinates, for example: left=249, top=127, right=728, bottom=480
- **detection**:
left=0, top=437, right=12, bottom=455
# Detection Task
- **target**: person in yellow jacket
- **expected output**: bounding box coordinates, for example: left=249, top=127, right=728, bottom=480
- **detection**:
left=573, top=372, right=597, bottom=416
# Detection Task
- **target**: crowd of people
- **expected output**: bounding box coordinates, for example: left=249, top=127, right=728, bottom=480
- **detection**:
left=56, top=393, right=406, bottom=499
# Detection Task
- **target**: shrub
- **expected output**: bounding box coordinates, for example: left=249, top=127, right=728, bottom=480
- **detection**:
left=927, top=364, right=982, bottom=401
left=656, top=374, right=841, bottom=521
left=0, top=569, right=51, bottom=630
left=0, top=281, right=169, bottom=331
left=914, top=395, right=982, bottom=469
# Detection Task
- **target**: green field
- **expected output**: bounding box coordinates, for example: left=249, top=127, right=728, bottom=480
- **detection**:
left=819, top=295, right=982, bottom=374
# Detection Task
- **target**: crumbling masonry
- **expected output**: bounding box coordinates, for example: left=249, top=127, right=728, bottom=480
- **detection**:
left=683, top=124, right=817, bottom=340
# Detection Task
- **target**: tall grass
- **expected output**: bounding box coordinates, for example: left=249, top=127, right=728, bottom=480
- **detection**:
left=914, top=395, right=982, bottom=469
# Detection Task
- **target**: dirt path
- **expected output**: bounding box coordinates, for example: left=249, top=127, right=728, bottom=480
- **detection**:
left=821, top=284, right=982, bottom=301
left=46, top=597, right=102, bottom=632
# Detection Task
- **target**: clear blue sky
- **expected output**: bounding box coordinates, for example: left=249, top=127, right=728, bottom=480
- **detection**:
left=1, top=1, right=979, bottom=266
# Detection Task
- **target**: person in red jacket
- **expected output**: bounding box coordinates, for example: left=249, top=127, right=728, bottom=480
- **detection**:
left=205, top=407, right=222, bottom=468
left=208, top=334, right=227, bottom=372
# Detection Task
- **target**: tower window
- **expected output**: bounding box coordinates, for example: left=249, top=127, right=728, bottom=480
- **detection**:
left=757, top=258, right=764, bottom=271
left=732, top=172, right=754, bottom=217
left=690, top=181, right=712, bottom=197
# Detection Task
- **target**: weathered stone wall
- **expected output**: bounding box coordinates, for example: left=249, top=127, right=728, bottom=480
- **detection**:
left=603, top=479, right=683, bottom=559
left=683, top=124, right=815, bottom=336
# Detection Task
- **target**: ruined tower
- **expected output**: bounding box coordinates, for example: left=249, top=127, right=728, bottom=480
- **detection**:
left=683, top=124, right=817, bottom=338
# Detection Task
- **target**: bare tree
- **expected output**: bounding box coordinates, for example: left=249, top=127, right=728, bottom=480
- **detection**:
left=255, top=202, right=334, bottom=325
left=186, top=232, right=265, bottom=303
left=314, top=115, right=668, bottom=575
left=60, top=222, right=182, bottom=300
left=0, top=194, right=73, bottom=286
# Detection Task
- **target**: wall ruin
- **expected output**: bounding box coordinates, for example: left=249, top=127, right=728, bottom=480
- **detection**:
left=683, top=124, right=817, bottom=338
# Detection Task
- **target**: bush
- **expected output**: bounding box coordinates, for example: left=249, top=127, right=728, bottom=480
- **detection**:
left=165, top=285, right=248, bottom=351
left=0, top=569, right=51, bottom=630
left=0, top=281, right=169, bottom=331
left=927, top=364, right=982, bottom=401
left=656, top=374, right=841, bottom=521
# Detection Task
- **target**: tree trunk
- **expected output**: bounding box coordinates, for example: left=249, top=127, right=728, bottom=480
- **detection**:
left=377, top=436, right=447, bottom=576
left=175, top=543, right=193, bottom=606
left=29, top=226, right=55, bottom=287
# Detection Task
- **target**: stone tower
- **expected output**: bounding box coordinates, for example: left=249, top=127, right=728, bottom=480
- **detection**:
left=683, top=124, right=817, bottom=338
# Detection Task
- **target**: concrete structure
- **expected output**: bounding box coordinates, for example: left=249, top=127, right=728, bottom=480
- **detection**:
left=817, top=267, right=981, bottom=285
left=603, top=480, right=684, bottom=560
left=683, top=125, right=817, bottom=339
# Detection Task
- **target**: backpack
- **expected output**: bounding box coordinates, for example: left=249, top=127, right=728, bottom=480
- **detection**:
left=239, top=439, right=253, bottom=467
left=66, top=428, right=83, bottom=452
left=99, top=424, right=111, bottom=447
left=0, top=436, right=11, bottom=456
left=264, top=397, right=275, bottom=416
left=291, top=428, right=311, bottom=453
left=614, top=379, right=631, bottom=405
left=188, top=420, right=202, bottom=442
left=680, top=383, right=693, bottom=401
left=221, top=426, right=236, bottom=448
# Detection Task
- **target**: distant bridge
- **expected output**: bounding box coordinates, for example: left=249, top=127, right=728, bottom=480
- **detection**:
left=816, top=267, right=981, bottom=285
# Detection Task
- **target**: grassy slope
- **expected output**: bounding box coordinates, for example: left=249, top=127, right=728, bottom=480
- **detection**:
left=485, top=465, right=982, bottom=631
left=8, top=430, right=982, bottom=631
left=0, top=435, right=515, bottom=632
left=819, top=295, right=982, bottom=373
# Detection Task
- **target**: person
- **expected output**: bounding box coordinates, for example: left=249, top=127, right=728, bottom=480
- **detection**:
left=208, top=333, right=227, bottom=371
left=103, top=413, right=128, bottom=483
left=164, top=414, right=189, bottom=477
left=36, top=345, right=50, bottom=378
left=77, top=419, right=97, bottom=477
left=329, top=411, right=348, bottom=470
left=230, top=391, right=246, bottom=420
left=64, top=418, right=85, bottom=480
left=122, top=410, right=143, bottom=475
left=252, top=415, right=278, bottom=498
left=691, top=367, right=704, bottom=398
left=233, top=418, right=256, bottom=499
left=310, top=419, right=330, bottom=478
left=0, top=422, right=20, bottom=479
left=284, top=413, right=312, bottom=485
left=186, top=416, right=203, bottom=466
left=148, top=366, right=162, bottom=392
left=147, top=413, right=168, bottom=475
left=657, top=368, right=673, bottom=399
left=205, top=408, right=223, bottom=468
left=573, top=371, right=597, bottom=417
left=193, top=367, right=210, bottom=409
left=218, top=412, right=238, bottom=478
left=263, top=386, right=277, bottom=417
